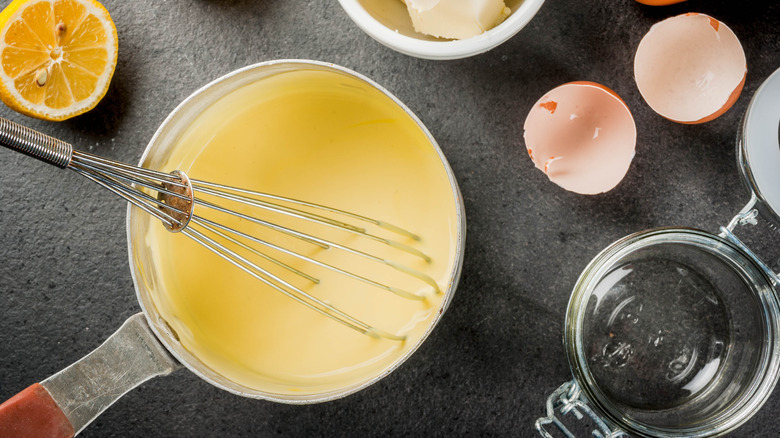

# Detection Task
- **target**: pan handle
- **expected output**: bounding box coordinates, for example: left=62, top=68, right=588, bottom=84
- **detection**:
left=0, top=313, right=180, bottom=437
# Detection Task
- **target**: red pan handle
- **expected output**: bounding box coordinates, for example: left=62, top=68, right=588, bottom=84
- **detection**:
left=0, top=314, right=179, bottom=437
left=0, top=383, right=74, bottom=438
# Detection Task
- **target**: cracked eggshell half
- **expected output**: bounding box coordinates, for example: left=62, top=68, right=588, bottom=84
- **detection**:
left=523, top=82, right=637, bottom=195
left=634, top=13, right=746, bottom=124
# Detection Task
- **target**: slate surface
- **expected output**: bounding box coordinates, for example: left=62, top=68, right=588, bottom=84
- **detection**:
left=0, top=0, right=778, bottom=436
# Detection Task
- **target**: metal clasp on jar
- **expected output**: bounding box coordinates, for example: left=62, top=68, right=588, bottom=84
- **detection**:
left=721, top=194, right=780, bottom=285
left=535, top=381, right=627, bottom=438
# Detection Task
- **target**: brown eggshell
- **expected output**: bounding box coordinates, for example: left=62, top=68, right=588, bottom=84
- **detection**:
left=634, top=0, right=686, bottom=5
left=634, top=13, right=746, bottom=124
left=523, top=82, right=637, bottom=195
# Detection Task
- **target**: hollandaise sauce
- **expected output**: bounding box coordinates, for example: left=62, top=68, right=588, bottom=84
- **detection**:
left=140, top=67, right=460, bottom=397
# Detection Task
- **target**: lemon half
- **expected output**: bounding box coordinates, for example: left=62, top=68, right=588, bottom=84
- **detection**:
left=0, top=0, right=117, bottom=121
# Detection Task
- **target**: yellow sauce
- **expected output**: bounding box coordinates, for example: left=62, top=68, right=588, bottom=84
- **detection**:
left=142, top=68, right=460, bottom=396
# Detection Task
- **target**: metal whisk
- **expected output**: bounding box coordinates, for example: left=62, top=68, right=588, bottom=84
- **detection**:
left=0, top=116, right=440, bottom=341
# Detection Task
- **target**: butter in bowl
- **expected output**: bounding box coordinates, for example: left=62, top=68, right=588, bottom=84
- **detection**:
left=337, top=0, right=546, bottom=60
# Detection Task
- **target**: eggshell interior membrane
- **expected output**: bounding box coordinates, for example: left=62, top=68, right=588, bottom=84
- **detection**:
left=523, top=82, right=637, bottom=195
left=634, top=13, right=746, bottom=124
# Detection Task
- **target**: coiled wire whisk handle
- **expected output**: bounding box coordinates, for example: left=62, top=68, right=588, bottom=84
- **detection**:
left=0, top=116, right=73, bottom=168
left=0, top=115, right=194, bottom=231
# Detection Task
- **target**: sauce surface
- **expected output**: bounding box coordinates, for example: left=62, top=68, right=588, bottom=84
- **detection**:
left=142, top=68, right=460, bottom=396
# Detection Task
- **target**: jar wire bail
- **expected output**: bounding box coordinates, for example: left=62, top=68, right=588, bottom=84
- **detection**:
left=721, top=194, right=780, bottom=285
left=535, top=381, right=628, bottom=438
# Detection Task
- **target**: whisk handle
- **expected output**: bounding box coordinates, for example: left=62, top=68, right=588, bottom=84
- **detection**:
left=0, top=116, right=73, bottom=168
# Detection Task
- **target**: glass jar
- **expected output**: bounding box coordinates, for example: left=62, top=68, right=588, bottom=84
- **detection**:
left=536, top=67, right=780, bottom=437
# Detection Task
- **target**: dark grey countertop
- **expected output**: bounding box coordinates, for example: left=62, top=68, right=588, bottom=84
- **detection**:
left=0, top=0, right=779, bottom=436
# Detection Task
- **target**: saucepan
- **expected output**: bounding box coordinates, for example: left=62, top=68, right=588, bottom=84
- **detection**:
left=0, top=60, right=466, bottom=437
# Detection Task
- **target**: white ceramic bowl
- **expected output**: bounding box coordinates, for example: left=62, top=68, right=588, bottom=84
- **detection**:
left=337, top=0, right=545, bottom=60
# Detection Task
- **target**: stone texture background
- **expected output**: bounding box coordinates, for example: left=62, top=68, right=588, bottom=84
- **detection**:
left=0, top=0, right=778, bottom=436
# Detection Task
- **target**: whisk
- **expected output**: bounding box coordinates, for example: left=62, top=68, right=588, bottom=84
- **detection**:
left=0, top=116, right=440, bottom=341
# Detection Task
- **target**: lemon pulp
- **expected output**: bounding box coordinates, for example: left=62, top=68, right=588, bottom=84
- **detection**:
left=142, top=68, right=460, bottom=396
left=0, top=0, right=117, bottom=120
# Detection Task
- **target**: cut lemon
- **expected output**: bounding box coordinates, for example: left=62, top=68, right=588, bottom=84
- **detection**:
left=0, top=0, right=117, bottom=121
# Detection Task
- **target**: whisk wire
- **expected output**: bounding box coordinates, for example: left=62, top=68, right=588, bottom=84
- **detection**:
left=0, top=116, right=437, bottom=342
left=193, top=181, right=431, bottom=262
left=195, top=184, right=367, bottom=234
left=182, top=226, right=406, bottom=341
left=73, top=152, right=189, bottom=199
left=194, top=195, right=439, bottom=295
left=72, top=159, right=187, bottom=204
left=193, top=179, right=421, bottom=241
left=193, top=216, right=428, bottom=301
left=194, top=217, right=321, bottom=284
left=70, top=163, right=182, bottom=228
left=73, top=151, right=187, bottom=189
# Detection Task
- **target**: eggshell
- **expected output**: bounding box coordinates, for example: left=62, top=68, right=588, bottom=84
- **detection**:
left=523, top=82, right=637, bottom=195
left=634, top=13, right=746, bottom=124
left=634, top=0, right=686, bottom=5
